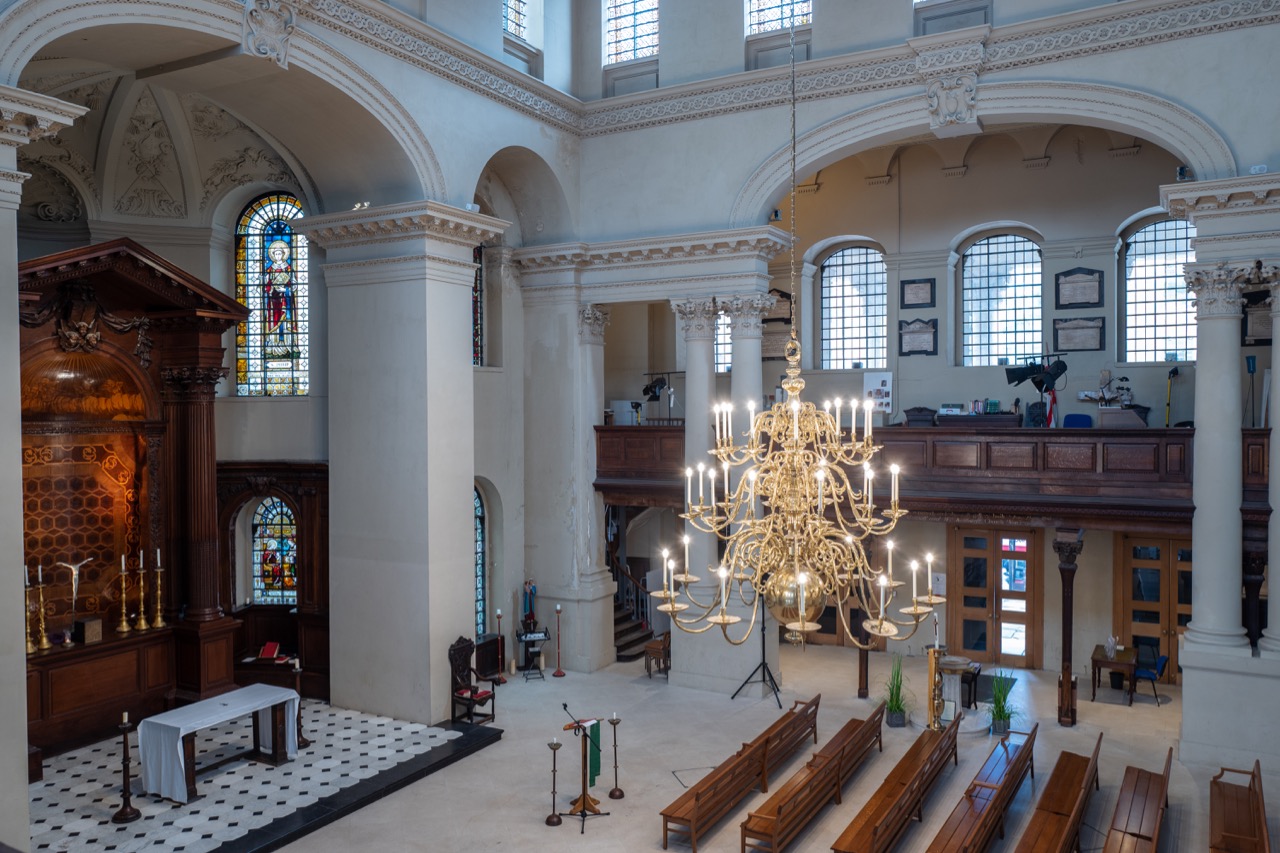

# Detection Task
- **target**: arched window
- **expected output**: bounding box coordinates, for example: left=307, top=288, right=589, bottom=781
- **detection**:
left=235, top=193, right=309, bottom=396
left=1122, top=219, right=1197, bottom=363
left=962, top=234, right=1043, bottom=366
left=474, top=487, right=487, bottom=637
left=747, top=0, right=811, bottom=34
left=472, top=245, right=485, bottom=366
left=251, top=497, right=297, bottom=605
left=714, top=312, right=732, bottom=373
left=820, top=246, right=887, bottom=369
left=605, top=0, right=659, bottom=64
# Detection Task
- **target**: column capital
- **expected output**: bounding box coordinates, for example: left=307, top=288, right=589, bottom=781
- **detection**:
left=1051, top=530, right=1085, bottom=568
left=297, top=200, right=510, bottom=253
left=720, top=293, right=778, bottom=340
left=1185, top=262, right=1247, bottom=319
left=671, top=297, right=718, bottom=341
left=0, top=86, right=86, bottom=149
left=578, top=303, right=610, bottom=345
left=161, top=365, right=229, bottom=398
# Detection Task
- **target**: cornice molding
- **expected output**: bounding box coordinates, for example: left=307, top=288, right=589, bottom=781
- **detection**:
left=511, top=227, right=790, bottom=272
left=296, top=200, right=509, bottom=249
left=0, top=86, right=87, bottom=147
left=1162, top=176, right=1280, bottom=218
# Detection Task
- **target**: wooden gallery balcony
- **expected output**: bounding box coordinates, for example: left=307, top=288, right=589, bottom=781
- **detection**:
left=594, top=425, right=1272, bottom=534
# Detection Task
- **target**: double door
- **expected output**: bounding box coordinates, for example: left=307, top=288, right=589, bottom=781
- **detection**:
left=1116, top=537, right=1191, bottom=683
left=949, top=527, right=1039, bottom=669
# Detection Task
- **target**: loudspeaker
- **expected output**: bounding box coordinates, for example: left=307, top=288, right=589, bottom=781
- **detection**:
left=1026, top=401, right=1048, bottom=428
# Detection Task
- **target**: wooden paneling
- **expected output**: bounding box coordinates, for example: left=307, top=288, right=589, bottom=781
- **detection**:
left=50, top=650, right=139, bottom=715
left=988, top=442, right=1037, bottom=469
left=27, top=671, right=39, bottom=720
left=143, top=642, right=171, bottom=691
left=1045, top=444, right=1096, bottom=471
left=1103, top=443, right=1159, bottom=473
left=935, top=442, right=980, bottom=468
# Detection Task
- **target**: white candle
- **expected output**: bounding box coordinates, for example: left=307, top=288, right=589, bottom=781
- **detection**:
left=713, top=404, right=722, bottom=444
left=926, top=553, right=934, bottom=597
left=138, top=549, right=142, bottom=571
left=878, top=574, right=887, bottom=619
left=911, top=560, right=919, bottom=603
left=682, top=535, right=690, bottom=576
left=890, top=464, right=900, bottom=505
left=612, top=711, right=618, bottom=721
left=723, top=460, right=729, bottom=497
left=37, top=563, right=42, bottom=584
left=815, top=466, right=824, bottom=507
left=886, top=540, right=894, bottom=584
left=496, top=608, right=501, bottom=618
left=697, top=462, right=705, bottom=501
left=709, top=469, right=716, bottom=507
left=834, top=398, right=843, bottom=438
left=726, top=404, right=733, bottom=444
left=718, top=566, right=729, bottom=606
left=555, top=603, right=561, bottom=613
left=798, top=572, right=807, bottom=623
left=662, top=548, right=671, bottom=594
left=864, top=398, right=875, bottom=438
left=686, top=468, right=693, bottom=506
left=747, top=400, right=756, bottom=445
left=866, top=468, right=873, bottom=508
left=121, top=554, right=125, bottom=573
left=156, top=548, right=161, bottom=566
left=24, top=565, right=29, bottom=588
left=553, top=737, right=559, bottom=745
left=122, top=711, right=128, bottom=725
left=792, top=400, right=800, bottom=441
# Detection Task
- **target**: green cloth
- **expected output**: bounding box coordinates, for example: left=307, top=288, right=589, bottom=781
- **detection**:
left=588, top=720, right=601, bottom=788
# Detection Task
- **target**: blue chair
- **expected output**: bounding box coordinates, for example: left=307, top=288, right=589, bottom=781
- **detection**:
left=1062, top=413, right=1093, bottom=428
left=1133, top=654, right=1169, bottom=705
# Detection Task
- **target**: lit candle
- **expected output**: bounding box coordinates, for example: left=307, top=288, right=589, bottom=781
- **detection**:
left=890, top=464, right=900, bottom=505
left=886, top=540, right=894, bottom=584
left=926, top=553, right=934, bottom=598
left=668, top=558, right=677, bottom=591
left=911, top=560, right=919, bottom=603
left=726, top=404, right=733, bottom=444
left=866, top=467, right=874, bottom=508
left=682, top=535, right=690, bottom=576
left=697, top=462, right=705, bottom=501
left=864, top=398, right=875, bottom=439
left=686, top=467, right=693, bottom=506
left=878, top=574, right=887, bottom=619
left=713, top=404, right=722, bottom=445
left=718, top=566, right=729, bottom=608
left=798, top=572, right=807, bottom=624
left=122, top=711, right=128, bottom=725
left=662, top=548, right=671, bottom=594
left=723, top=460, right=729, bottom=497
left=747, top=400, right=756, bottom=445
left=863, top=463, right=870, bottom=500
left=815, top=466, right=825, bottom=507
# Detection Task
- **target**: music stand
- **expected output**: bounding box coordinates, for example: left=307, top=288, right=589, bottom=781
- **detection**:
left=559, top=705, right=609, bottom=833
left=732, top=613, right=781, bottom=708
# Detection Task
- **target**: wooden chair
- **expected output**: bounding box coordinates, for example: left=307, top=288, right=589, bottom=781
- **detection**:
left=449, top=636, right=498, bottom=724
left=645, top=631, right=671, bottom=678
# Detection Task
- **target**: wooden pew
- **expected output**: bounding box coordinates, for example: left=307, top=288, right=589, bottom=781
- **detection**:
left=1210, top=760, right=1270, bottom=853
left=741, top=703, right=885, bottom=853
left=1013, top=732, right=1103, bottom=853
left=1103, top=747, right=1172, bottom=853
left=661, top=695, right=821, bottom=852
left=831, top=714, right=961, bottom=853
left=927, top=723, right=1038, bottom=852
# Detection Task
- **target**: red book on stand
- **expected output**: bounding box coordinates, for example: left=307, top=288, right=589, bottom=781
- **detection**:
left=258, top=642, right=280, bottom=660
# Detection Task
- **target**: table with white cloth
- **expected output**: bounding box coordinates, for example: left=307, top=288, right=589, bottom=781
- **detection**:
left=138, top=683, right=299, bottom=803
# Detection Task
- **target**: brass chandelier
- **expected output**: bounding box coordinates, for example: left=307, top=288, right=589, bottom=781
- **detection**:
left=650, top=20, right=942, bottom=650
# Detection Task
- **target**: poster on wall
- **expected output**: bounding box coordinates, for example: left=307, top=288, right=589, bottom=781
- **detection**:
left=862, top=371, right=893, bottom=415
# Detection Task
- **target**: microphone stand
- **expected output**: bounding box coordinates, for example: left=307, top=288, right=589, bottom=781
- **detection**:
left=559, top=703, right=608, bottom=833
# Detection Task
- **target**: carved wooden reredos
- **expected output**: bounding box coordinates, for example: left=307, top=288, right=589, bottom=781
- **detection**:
left=19, top=238, right=247, bottom=633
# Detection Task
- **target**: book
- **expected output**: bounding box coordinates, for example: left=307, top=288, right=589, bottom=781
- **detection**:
left=258, top=641, right=280, bottom=660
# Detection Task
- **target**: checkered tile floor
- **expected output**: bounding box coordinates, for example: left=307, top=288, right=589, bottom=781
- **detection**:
left=29, top=701, right=461, bottom=852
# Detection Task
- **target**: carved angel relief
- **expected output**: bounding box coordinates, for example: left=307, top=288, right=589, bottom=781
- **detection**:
left=21, top=282, right=154, bottom=367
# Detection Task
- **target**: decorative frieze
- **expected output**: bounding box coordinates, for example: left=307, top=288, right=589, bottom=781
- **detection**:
left=671, top=298, right=718, bottom=341
left=513, top=228, right=790, bottom=273
left=577, top=303, right=610, bottom=345
left=0, top=86, right=85, bottom=148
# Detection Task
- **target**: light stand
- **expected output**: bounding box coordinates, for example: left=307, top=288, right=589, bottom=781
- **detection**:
left=24, top=582, right=35, bottom=655
left=732, top=612, right=781, bottom=708
left=607, top=714, right=624, bottom=800
left=110, top=716, right=141, bottom=824
left=494, top=609, right=507, bottom=684
left=545, top=739, right=563, bottom=826
left=1165, top=366, right=1180, bottom=427
left=553, top=604, right=565, bottom=677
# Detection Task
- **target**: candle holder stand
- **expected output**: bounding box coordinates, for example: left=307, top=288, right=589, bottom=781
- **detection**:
left=116, top=572, right=131, bottom=635
left=25, top=587, right=36, bottom=655
left=494, top=612, right=506, bottom=684
left=110, top=722, right=141, bottom=824
left=151, top=568, right=166, bottom=629
left=36, top=584, right=52, bottom=650
left=134, top=568, right=148, bottom=632
left=607, top=717, right=624, bottom=800
left=553, top=607, right=565, bottom=678
left=545, top=740, right=562, bottom=826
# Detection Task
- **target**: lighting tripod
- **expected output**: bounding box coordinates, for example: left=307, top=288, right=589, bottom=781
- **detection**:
left=731, top=611, right=781, bottom=708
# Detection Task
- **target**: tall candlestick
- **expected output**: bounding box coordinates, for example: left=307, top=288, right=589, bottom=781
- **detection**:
left=134, top=563, right=147, bottom=631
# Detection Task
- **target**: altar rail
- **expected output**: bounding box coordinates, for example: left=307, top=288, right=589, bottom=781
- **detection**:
left=594, top=425, right=1256, bottom=529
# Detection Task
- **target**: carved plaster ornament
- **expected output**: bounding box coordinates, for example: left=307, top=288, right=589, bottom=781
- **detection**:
left=578, top=303, right=610, bottom=344
left=17, top=158, right=82, bottom=222
left=671, top=297, right=718, bottom=340
left=244, top=0, right=297, bottom=70
left=720, top=293, right=778, bottom=339
left=925, top=73, right=979, bottom=135
left=116, top=89, right=185, bottom=217
left=21, top=281, right=154, bottom=367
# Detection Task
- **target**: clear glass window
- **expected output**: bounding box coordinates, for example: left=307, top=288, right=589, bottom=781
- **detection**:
left=820, top=246, right=887, bottom=369
left=1123, top=219, right=1196, bottom=363
left=504, top=0, right=528, bottom=39
left=605, top=0, right=659, bottom=64
left=714, top=312, right=732, bottom=374
left=961, top=235, right=1042, bottom=366
left=746, top=0, right=811, bottom=34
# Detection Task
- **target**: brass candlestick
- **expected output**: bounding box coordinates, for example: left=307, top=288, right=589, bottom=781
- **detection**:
left=134, top=567, right=147, bottom=631
left=25, top=586, right=36, bottom=655
left=151, top=567, right=166, bottom=629
left=116, top=571, right=131, bottom=635
left=36, top=583, right=52, bottom=650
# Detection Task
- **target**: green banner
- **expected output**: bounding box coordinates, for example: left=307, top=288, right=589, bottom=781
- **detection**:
left=588, top=720, right=601, bottom=787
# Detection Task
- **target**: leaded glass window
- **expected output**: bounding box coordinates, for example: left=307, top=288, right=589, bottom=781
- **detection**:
left=962, top=235, right=1043, bottom=366
left=473, top=245, right=484, bottom=366
left=252, top=497, right=297, bottom=605
left=236, top=194, right=309, bottom=395
left=1124, top=220, right=1197, bottom=363
left=714, top=312, right=732, bottom=373
left=474, top=488, right=487, bottom=637
left=821, top=246, right=887, bottom=369
left=747, top=0, right=811, bottom=34
left=605, top=0, right=659, bottom=65
left=504, top=0, right=528, bottom=39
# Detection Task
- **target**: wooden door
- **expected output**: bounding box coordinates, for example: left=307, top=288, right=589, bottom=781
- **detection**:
left=949, top=528, right=1039, bottom=668
left=1116, top=537, right=1191, bottom=683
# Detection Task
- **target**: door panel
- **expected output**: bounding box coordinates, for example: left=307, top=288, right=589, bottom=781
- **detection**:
left=949, top=528, right=1038, bottom=668
left=1118, top=536, right=1190, bottom=683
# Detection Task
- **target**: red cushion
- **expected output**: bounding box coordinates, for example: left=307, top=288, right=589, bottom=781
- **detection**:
left=472, top=690, right=492, bottom=700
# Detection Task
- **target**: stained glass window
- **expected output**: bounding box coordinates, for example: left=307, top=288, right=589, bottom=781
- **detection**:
left=962, top=234, right=1043, bottom=366
left=236, top=194, right=309, bottom=395
left=821, top=246, right=887, bottom=369
left=474, top=487, right=487, bottom=637
left=747, top=0, right=812, bottom=34
left=1124, top=219, right=1196, bottom=363
left=504, top=0, right=528, bottom=39
left=605, top=0, right=659, bottom=65
left=252, top=497, right=297, bottom=605
left=473, top=245, right=484, bottom=366
left=714, top=312, right=732, bottom=373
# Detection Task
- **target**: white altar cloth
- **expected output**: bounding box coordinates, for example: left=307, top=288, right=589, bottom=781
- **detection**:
left=138, top=683, right=299, bottom=803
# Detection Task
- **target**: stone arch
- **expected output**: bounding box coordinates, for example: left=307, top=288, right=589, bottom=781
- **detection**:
left=0, top=0, right=444, bottom=207
left=472, top=146, right=574, bottom=247
left=731, top=81, right=1236, bottom=228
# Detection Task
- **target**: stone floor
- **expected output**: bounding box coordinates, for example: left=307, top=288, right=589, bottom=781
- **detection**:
left=277, top=644, right=1279, bottom=852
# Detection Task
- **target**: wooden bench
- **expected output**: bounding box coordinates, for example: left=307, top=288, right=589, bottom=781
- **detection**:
left=741, top=703, right=885, bottom=853
left=1013, top=732, right=1102, bottom=853
left=1103, top=747, right=1172, bottom=853
left=927, top=723, right=1038, bottom=852
left=1211, top=760, right=1270, bottom=853
left=661, top=695, right=820, bottom=852
left=831, top=714, right=961, bottom=853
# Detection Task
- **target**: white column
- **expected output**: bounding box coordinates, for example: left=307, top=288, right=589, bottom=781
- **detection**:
left=0, top=87, right=83, bottom=853
left=1184, top=262, right=1249, bottom=649
left=300, top=202, right=508, bottom=726
left=1262, top=276, right=1280, bottom=653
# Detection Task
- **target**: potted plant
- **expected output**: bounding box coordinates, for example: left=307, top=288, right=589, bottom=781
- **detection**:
left=883, top=654, right=909, bottom=728
left=988, top=670, right=1016, bottom=735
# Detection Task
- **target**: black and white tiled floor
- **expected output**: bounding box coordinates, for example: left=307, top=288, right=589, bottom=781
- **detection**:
left=29, top=701, right=488, bottom=852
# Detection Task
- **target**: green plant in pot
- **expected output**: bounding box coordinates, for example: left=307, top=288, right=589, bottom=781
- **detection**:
left=883, top=654, right=910, bottom=728
left=987, top=670, right=1016, bottom=735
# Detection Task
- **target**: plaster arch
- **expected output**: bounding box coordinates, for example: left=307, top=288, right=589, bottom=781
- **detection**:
left=803, top=234, right=884, bottom=268
left=472, top=146, right=574, bottom=247
left=0, top=1, right=443, bottom=209
left=731, top=81, right=1236, bottom=228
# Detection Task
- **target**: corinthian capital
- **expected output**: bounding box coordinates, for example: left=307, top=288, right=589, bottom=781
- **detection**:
left=719, top=293, right=778, bottom=340
left=1185, top=262, right=1249, bottom=319
left=161, top=365, right=229, bottom=397
left=671, top=298, right=718, bottom=341
left=578, top=303, right=610, bottom=345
